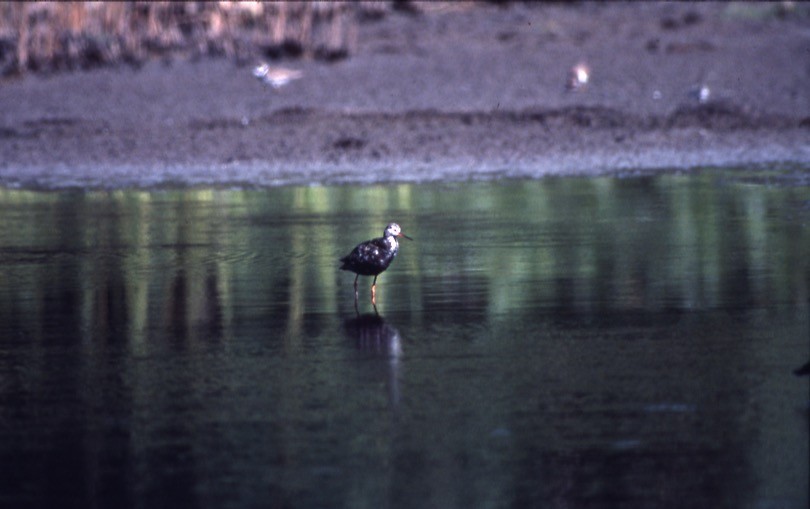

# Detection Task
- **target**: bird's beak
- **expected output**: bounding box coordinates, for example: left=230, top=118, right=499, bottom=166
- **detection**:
left=398, top=232, right=413, bottom=241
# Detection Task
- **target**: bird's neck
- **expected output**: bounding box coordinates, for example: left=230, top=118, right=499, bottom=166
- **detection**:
left=384, top=235, right=398, bottom=252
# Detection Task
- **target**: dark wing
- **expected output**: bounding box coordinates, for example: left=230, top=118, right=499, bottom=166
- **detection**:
left=340, top=238, right=391, bottom=274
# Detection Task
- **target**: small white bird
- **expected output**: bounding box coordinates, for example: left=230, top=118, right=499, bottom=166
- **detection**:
left=252, top=63, right=303, bottom=89
left=566, top=63, right=590, bottom=92
left=688, top=84, right=711, bottom=104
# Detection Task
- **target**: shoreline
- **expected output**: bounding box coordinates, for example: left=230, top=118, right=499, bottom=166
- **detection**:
left=0, top=3, right=808, bottom=189
left=1, top=126, right=806, bottom=190
left=4, top=142, right=807, bottom=190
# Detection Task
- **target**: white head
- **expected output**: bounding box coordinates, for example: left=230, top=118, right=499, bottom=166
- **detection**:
left=384, top=223, right=412, bottom=240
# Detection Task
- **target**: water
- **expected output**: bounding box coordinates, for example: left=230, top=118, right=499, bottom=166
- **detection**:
left=0, top=169, right=808, bottom=509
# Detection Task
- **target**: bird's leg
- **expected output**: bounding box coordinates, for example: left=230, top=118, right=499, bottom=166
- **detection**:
left=371, top=275, right=378, bottom=306
left=353, top=274, right=359, bottom=303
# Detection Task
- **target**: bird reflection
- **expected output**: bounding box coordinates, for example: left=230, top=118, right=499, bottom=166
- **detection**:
left=343, top=312, right=402, bottom=408
left=344, top=312, right=402, bottom=357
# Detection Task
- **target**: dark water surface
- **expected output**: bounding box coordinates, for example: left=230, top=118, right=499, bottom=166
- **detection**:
left=0, top=170, right=808, bottom=509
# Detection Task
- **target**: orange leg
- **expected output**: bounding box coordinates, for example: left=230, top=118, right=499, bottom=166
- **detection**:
left=371, top=275, right=378, bottom=305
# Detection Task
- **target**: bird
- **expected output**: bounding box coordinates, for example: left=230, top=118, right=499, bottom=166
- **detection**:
left=252, top=63, right=303, bottom=89
left=566, top=62, right=590, bottom=92
left=340, top=223, right=412, bottom=306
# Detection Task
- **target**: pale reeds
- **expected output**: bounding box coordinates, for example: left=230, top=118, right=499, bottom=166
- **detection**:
left=0, top=1, right=394, bottom=76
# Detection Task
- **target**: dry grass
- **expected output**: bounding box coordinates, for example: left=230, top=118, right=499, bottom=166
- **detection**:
left=0, top=1, right=401, bottom=76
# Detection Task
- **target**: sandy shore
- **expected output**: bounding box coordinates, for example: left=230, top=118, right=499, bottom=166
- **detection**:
left=0, top=2, right=808, bottom=188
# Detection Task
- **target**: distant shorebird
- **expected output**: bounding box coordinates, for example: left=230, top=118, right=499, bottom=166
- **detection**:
left=340, top=223, right=412, bottom=306
left=252, top=63, right=303, bottom=89
left=688, top=84, right=711, bottom=104
left=566, top=63, right=590, bottom=92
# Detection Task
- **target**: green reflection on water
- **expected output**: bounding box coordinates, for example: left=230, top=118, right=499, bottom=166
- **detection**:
left=0, top=170, right=808, bottom=344
left=0, top=169, right=809, bottom=508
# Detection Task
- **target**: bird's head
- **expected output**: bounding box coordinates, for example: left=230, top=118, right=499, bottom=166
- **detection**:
left=385, top=223, right=412, bottom=241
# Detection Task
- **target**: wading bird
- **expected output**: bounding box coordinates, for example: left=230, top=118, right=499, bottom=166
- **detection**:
left=340, top=223, right=412, bottom=306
